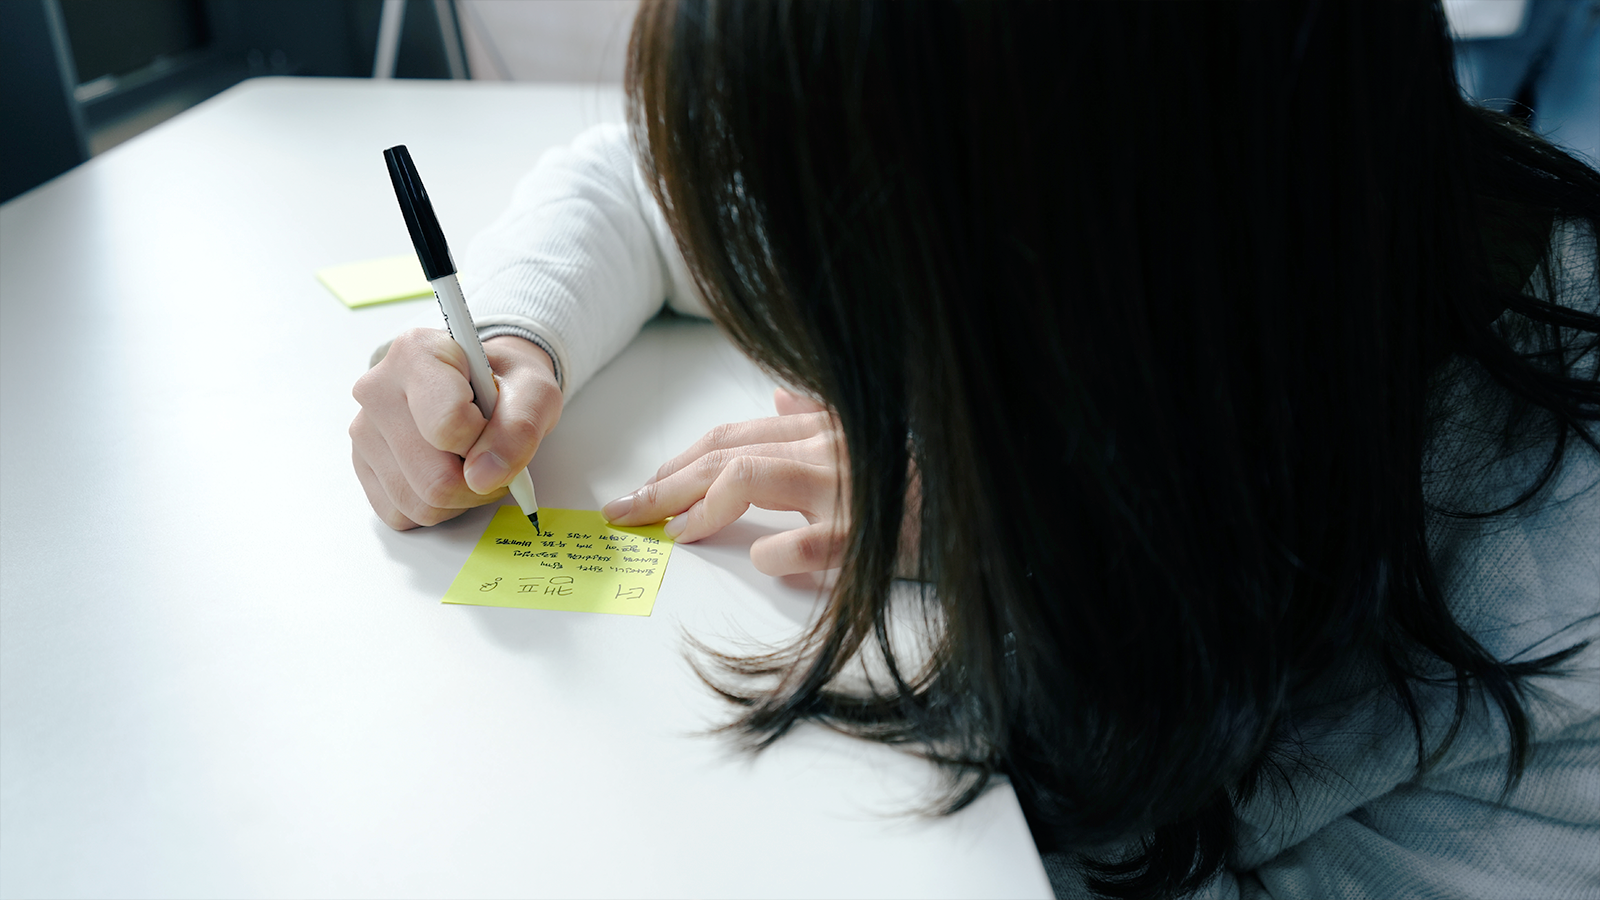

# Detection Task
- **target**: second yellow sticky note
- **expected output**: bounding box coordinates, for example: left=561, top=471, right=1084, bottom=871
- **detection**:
left=444, top=506, right=675, bottom=616
left=316, top=254, right=432, bottom=308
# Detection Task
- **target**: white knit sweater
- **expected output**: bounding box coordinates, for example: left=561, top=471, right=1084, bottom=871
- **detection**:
left=461, top=124, right=1600, bottom=899
left=464, top=124, right=705, bottom=397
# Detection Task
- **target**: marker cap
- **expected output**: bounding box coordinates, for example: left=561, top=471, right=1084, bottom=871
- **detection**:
left=383, top=144, right=456, bottom=280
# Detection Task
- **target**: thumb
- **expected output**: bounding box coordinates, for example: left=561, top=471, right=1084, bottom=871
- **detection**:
left=464, top=369, right=562, bottom=495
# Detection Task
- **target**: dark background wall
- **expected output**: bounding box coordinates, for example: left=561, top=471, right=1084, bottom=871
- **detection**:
left=2, top=0, right=462, bottom=204
left=6, top=0, right=1595, bottom=207
left=1, top=1, right=90, bottom=204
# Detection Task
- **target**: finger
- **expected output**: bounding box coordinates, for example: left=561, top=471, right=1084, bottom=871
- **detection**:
left=362, top=329, right=483, bottom=458
left=664, top=455, right=837, bottom=543
left=751, top=522, right=847, bottom=576
left=352, top=417, right=491, bottom=528
left=353, top=332, right=494, bottom=511
left=774, top=387, right=827, bottom=416
left=607, top=434, right=837, bottom=525
left=648, top=413, right=834, bottom=486
left=404, top=348, right=484, bottom=458
left=351, top=439, right=421, bottom=531
left=352, top=410, right=503, bottom=525
left=375, top=411, right=492, bottom=513
left=464, top=339, right=563, bottom=494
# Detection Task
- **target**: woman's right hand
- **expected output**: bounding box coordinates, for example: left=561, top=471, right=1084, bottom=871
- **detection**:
left=350, top=329, right=563, bottom=531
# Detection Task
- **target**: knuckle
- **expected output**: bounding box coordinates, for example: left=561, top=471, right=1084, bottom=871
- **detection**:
left=703, top=422, right=744, bottom=451
left=634, top=479, right=663, bottom=509
left=382, top=509, right=419, bottom=531
left=726, top=454, right=763, bottom=488
left=496, top=405, right=545, bottom=450
left=796, top=528, right=842, bottom=566
left=695, top=449, right=732, bottom=479
left=422, top=402, right=480, bottom=452
left=397, top=485, right=454, bottom=526
left=416, top=483, right=455, bottom=512
left=526, top=376, right=564, bottom=418
left=408, top=505, right=450, bottom=527
left=799, top=432, right=828, bottom=458
left=414, top=467, right=460, bottom=510
left=792, top=531, right=825, bottom=565
left=351, top=369, right=382, bottom=406
left=395, top=328, right=465, bottom=375
left=654, top=452, right=689, bottom=482
left=368, top=462, right=410, bottom=507
left=389, top=327, right=434, bottom=357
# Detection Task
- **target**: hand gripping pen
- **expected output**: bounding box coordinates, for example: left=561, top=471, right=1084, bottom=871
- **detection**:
left=384, top=144, right=541, bottom=533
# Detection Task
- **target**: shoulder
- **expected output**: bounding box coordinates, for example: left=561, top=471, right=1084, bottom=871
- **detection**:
left=1428, top=215, right=1599, bottom=663
left=1229, top=217, right=1600, bottom=893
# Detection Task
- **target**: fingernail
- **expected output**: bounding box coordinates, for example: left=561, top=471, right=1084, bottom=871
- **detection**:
left=464, top=452, right=510, bottom=494
left=664, top=516, right=686, bottom=538
left=601, top=493, right=634, bottom=522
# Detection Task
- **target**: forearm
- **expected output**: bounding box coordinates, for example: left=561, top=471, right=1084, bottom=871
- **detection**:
left=465, top=123, right=707, bottom=398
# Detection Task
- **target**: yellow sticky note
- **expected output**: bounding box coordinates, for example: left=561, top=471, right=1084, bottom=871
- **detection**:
left=316, top=254, right=432, bottom=308
left=443, top=506, right=675, bottom=616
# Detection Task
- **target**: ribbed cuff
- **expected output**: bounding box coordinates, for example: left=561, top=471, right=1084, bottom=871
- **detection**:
left=478, top=324, right=565, bottom=393
left=367, top=319, right=572, bottom=397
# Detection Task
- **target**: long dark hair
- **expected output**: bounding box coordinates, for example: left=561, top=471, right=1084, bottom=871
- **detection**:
left=627, top=2, right=1600, bottom=896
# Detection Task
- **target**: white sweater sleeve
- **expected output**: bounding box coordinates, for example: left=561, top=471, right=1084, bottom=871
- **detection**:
left=462, top=123, right=707, bottom=397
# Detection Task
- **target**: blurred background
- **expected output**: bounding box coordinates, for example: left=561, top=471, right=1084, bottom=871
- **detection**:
left=1, top=0, right=1595, bottom=205
left=1, top=0, right=637, bottom=203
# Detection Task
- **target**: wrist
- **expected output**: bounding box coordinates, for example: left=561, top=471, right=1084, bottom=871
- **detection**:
left=485, top=334, right=556, bottom=381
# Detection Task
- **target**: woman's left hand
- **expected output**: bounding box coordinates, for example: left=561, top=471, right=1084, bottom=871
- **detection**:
left=601, top=388, right=848, bottom=576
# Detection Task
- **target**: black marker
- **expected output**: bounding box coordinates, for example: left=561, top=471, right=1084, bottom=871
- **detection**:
left=385, top=144, right=541, bottom=533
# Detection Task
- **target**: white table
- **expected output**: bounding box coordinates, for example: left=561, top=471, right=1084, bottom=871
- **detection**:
left=0, top=78, right=1051, bottom=899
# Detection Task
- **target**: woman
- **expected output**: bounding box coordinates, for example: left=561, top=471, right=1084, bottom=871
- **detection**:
left=350, top=2, right=1600, bottom=895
